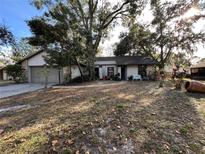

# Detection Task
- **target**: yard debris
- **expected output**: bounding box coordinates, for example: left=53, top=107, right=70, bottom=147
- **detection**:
left=97, top=128, right=107, bottom=136
left=0, top=129, right=4, bottom=135
left=65, top=139, right=74, bottom=145
left=0, top=81, right=205, bottom=153
left=51, top=140, right=59, bottom=147
left=185, top=81, right=205, bottom=93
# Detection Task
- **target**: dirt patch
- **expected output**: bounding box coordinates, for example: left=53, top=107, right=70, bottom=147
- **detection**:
left=0, top=81, right=204, bottom=153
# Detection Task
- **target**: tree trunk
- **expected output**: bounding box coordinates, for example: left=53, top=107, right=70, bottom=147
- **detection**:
left=86, top=45, right=96, bottom=81
left=58, top=68, right=61, bottom=85
left=158, top=65, right=165, bottom=88
left=88, top=60, right=95, bottom=81
left=74, top=57, right=84, bottom=81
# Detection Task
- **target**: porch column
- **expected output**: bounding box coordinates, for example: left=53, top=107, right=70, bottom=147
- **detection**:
left=118, top=66, right=121, bottom=79
left=99, top=67, right=103, bottom=79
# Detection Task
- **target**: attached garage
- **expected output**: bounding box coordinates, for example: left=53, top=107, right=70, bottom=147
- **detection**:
left=30, top=66, right=61, bottom=84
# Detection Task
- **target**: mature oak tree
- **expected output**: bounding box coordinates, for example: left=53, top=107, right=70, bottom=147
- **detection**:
left=29, top=0, right=144, bottom=80
left=115, top=0, right=205, bottom=69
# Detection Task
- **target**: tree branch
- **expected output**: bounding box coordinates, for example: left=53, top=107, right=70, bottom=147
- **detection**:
left=102, top=10, right=128, bottom=29
left=101, top=1, right=129, bottom=29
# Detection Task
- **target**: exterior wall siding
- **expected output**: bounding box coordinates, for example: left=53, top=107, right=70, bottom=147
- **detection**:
left=71, top=65, right=81, bottom=79
left=28, top=51, right=47, bottom=66
left=3, top=70, right=8, bottom=80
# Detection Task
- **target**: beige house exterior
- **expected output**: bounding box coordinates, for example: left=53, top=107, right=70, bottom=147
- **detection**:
left=18, top=51, right=84, bottom=84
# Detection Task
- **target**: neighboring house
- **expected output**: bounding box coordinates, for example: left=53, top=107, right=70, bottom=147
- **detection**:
left=17, top=50, right=86, bottom=84
left=191, top=58, right=205, bottom=80
left=0, top=67, right=12, bottom=80
left=94, top=56, right=158, bottom=80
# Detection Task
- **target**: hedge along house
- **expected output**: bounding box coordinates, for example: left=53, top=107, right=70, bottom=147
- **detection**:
left=18, top=50, right=87, bottom=84
left=94, top=56, right=158, bottom=80
left=191, top=58, right=205, bottom=80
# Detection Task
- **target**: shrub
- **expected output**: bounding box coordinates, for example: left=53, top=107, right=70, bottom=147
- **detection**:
left=5, top=64, right=25, bottom=83
left=111, top=73, right=121, bottom=81
left=70, top=75, right=89, bottom=83
left=128, top=75, right=133, bottom=81
left=148, top=71, right=157, bottom=80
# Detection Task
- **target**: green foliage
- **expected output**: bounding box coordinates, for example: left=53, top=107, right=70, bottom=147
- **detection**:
left=70, top=75, right=90, bottom=83
left=179, top=123, right=194, bottom=136
left=0, top=24, right=15, bottom=47
left=128, top=75, right=133, bottom=81
left=29, top=0, right=145, bottom=79
left=5, top=64, right=25, bottom=82
left=116, top=104, right=128, bottom=111
left=110, top=73, right=121, bottom=81
left=115, top=0, right=205, bottom=69
left=12, top=38, right=37, bottom=62
left=18, top=133, right=48, bottom=153
left=170, top=52, right=193, bottom=68
left=0, top=24, right=16, bottom=57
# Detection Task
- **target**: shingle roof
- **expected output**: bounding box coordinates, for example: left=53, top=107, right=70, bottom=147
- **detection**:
left=19, top=51, right=158, bottom=66
left=95, top=57, right=116, bottom=61
left=96, top=56, right=158, bottom=65
left=191, top=58, right=205, bottom=68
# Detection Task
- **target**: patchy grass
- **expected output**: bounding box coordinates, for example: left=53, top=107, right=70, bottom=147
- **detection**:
left=0, top=81, right=205, bottom=153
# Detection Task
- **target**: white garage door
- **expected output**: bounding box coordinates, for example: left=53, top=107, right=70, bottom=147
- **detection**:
left=30, top=67, right=60, bottom=83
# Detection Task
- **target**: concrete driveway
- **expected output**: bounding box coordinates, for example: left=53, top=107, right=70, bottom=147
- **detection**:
left=0, top=83, right=52, bottom=98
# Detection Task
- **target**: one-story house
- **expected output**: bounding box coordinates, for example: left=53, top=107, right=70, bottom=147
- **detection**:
left=95, top=56, right=158, bottom=80
left=191, top=58, right=205, bottom=80
left=2, top=50, right=158, bottom=83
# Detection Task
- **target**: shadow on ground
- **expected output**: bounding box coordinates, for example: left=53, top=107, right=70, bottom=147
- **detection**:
left=0, top=82, right=204, bottom=153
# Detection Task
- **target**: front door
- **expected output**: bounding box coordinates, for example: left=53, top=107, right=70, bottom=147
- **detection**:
left=95, top=67, right=99, bottom=79
left=138, top=65, right=147, bottom=78
left=121, top=66, right=126, bottom=80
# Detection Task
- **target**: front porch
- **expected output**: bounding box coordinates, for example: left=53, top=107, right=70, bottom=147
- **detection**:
left=95, top=65, right=154, bottom=80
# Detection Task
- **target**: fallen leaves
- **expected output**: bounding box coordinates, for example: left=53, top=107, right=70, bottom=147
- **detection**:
left=0, top=81, right=205, bottom=153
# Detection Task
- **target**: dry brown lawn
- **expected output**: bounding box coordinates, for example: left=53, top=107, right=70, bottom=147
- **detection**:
left=0, top=81, right=205, bottom=153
